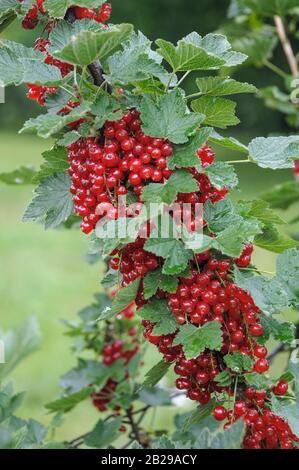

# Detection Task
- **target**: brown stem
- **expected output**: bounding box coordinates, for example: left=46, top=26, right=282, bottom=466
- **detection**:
left=126, top=408, right=141, bottom=443
left=273, top=15, right=299, bottom=77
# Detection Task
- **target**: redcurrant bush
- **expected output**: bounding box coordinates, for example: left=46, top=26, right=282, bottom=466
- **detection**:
left=1, top=0, right=299, bottom=452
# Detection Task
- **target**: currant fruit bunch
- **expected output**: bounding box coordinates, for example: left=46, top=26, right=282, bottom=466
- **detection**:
left=91, top=305, right=140, bottom=414
left=74, top=2, right=112, bottom=23
left=67, top=108, right=174, bottom=234
left=110, top=238, right=161, bottom=285
left=213, top=381, right=298, bottom=449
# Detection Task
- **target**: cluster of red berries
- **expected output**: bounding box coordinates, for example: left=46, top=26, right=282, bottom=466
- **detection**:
left=140, top=249, right=268, bottom=384
left=213, top=380, right=298, bottom=449
left=138, top=250, right=299, bottom=448
left=92, top=322, right=140, bottom=413
left=110, top=238, right=160, bottom=285
left=74, top=3, right=112, bottom=23
left=144, top=327, right=225, bottom=406
left=67, top=109, right=175, bottom=234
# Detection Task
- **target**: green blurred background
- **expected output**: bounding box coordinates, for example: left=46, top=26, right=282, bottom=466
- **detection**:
left=0, top=0, right=298, bottom=442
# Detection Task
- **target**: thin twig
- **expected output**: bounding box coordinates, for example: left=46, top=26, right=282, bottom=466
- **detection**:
left=126, top=408, right=141, bottom=443
left=274, top=15, right=299, bottom=77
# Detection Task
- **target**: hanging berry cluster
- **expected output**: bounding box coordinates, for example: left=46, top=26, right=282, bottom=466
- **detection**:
left=91, top=301, right=141, bottom=415
left=67, top=109, right=175, bottom=234
left=99, top=136, right=298, bottom=449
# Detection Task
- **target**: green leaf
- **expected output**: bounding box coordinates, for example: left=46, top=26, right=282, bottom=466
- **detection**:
left=20, top=103, right=90, bottom=139
left=144, top=237, right=193, bottom=276
left=0, top=0, right=20, bottom=21
left=60, top=360, right=110, bottom=394
left=141, top=360, right=172, bottom=388
left=234, top=267, right=289, bottom=315
left=258, top=86, right=296, bottom=116
left=231, top=30, right=277, bottom=64
left=182, top=401, right=216, bottom=432
left=167, top=127, right=212, bottom=169
left=209, top=131, right=248, bottom=154
left=242, top=199, right=285, bottom=226
left=130, top=441, right=143, bottom=449
left=57, top=131, right=81, bottom=147
left=22, top=172, right=73, bottom=230
left=141, top=170, right=198, bottom=205
left=214, top=371, right=232, bottom=387
left=224, top=352, right=254, bottom=374
left=195, top=76, right=257, bottom=96
left=261, top=314, right=295, bottom=345
left=179, top=400, right=215, bottom=432
left=276, top=248, right=299, bottom=309
left=204, top=162, right=238, bottom=189
left=84, top=417, right=122, bottom=449
left=101, top=279, right=140, bottom=319
left=45, top=386, right=93, bottom=413
left=204, top=199, right=240, bottom=233
left=0, top=383, right=25, bottom=423
left=239, top=0, right=299, bottom=17
left=140, top=90, right=204, bottom=144
left=101, top=269, right=118, bottom=289
left=213, top=219, right=262, bottom=257
left=45, top=88, right=70, bottom=115
left=289, top=357, right=299, bottom=391
left=90, top=95, right=123, bottom=128
left=0, top=165, right=36, bottom=185
left=156, top=33, right=246, bottom=73
left=153, top=436, right=176, bottom=449
left=173, top=322, right=223, bottom=360
left=210, top=420, right=245, bottom=449
left=192, top=96, right=240, bottom=129
left=261, top=181, right=299, bottom=210
left=137, top=299, right=177, bottom=336
left=272, top=396, right=299, bottom=437
left=0, top=317, right=41, bottom=381
left=255, top=224, right=298, bottom=254
left=49, top=20, right=133, bottom=66
left=248, top=135, right=299, bottom=169
left=0, top=40, right=63, bottom=86
left=106, top=31, right=173, bottom=86
left=44, top=0, right=104, bottom=18
left=190, top=200, right=262, bottom=256
left=138, top=387, right=172, bottom=406
left=245, top=372, right=270, bottom=390
left=33, top=146, right=68, bottom=183
left=143, top=269, right=178, bottom=300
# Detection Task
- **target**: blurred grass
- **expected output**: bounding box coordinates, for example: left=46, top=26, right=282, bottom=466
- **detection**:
left=0, top=131, right=298, bottom=442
